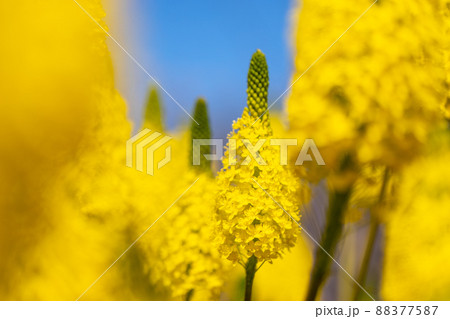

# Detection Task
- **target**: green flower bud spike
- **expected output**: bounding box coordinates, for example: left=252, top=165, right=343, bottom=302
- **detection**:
left=142, top=86, right=164, bottom=132
left=247, top=49, right=270, bottom=127
left=190, top=98, right=212, bottom=173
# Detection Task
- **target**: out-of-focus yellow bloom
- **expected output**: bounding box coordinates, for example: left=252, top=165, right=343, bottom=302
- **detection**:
left=214, top=110, right=307, bottom=265
left=131, top=131, right=198, bottom=300
left=0, top=0, right=181, bottom=301
left=141, top=98, right=228, bottom=300
left=287, top=0, right=446, bottom=179
left=0, top=0, right=136, bottom=300
left=440, top=0, right=450, bottom=120
left=382, top=132, right=450, bottom=300
left=253, top=235, right=312, bottom=301
left=345, top=164, right=395, bottom=223
left=149, top=172, right=227, bottom=300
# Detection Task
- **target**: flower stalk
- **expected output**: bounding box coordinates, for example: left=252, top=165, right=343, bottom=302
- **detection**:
left=244, top=255, right=258, bottom=301
left=306, top=155, right=354, bottom=301
left=305, top=186, right=352, bottom=300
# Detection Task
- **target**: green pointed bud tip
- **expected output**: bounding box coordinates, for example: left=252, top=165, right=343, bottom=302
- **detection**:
left=247, top=50, right=269, bottom=122
left=142, top=86, right=164, bottom=132
left=190, top=97, right=212, bottom=173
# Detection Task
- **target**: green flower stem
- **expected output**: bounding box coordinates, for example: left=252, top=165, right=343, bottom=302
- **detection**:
left=352, top=219, right=379, bottom=301
left=353, top=168, right=390, bottom=300
left=244, top=255, right=258, bottom=301
left=185, top=289, right=194, bottom=301
left=305, top=187, right=352, bottom=301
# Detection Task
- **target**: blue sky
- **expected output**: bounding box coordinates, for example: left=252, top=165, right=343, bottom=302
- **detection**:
left=110, top=0, right=295, bottom=138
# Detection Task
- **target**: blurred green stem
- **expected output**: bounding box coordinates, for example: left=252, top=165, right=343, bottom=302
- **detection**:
left=353, top=168, right=390, bottom=300
left=185, top=289, right=194, bottom=301
left=244, top=255, right=257, bottom=301
left=305, top=187, right=352, bottom=300
left=353, top=220, right=379, bottom=300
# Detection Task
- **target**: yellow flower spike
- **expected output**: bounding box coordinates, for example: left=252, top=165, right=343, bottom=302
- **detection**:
left=147, top=100, right=227, bottom=301
left=214, top=50, right=308, bottom=301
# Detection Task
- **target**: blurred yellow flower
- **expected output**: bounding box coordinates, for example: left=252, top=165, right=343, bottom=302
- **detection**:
left=439, top=0, right=450, bottom=120
left=253, top=235, right=312, bottom=301
left=149, top=172, right=227, bottom=300
left=382, top=132, right=450, bottom=300
left=287, top=0, right=447, bottom=178
left=0, top=0, right=135, bottom=300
